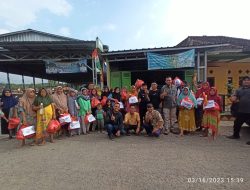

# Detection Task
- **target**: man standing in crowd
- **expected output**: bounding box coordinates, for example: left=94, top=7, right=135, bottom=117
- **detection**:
left=143, top=103, right=163, bottom=137
left=149, top=82, right=161, bottom=113
left=124, top=105, right=141, bottom=135
left=138, top=83, right=150, bottom=125
left=105, top=102, right=124, bottom=140
left=227, top=76, right=250, bottom=145
left=160, top=77, right=178, bottom=135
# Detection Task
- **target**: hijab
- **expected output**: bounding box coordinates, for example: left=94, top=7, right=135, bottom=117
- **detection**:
left=208, top=87, right=222, bottom=106
left=195, top=82, right=210, bottom=98
left=19, top=88, right=36, bottom=116
left=67, top=88, right=78, bottom=116
left=112, top=87, right=121, bottom=101
left=177, top=87, right=197, bottom=108
left=51, top=86, right=68, bottom=110
left=77, top=87, right=90, bottom=101
left=33, top=88, right=53, bottom=107
left=1, top=88, right=18, bottom=111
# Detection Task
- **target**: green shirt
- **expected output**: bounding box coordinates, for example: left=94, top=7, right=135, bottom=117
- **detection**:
left=77, top=97, right=91, bottom=117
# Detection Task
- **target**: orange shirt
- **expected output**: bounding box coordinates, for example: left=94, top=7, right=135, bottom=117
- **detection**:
left=124, top=112, right=140, bottom=126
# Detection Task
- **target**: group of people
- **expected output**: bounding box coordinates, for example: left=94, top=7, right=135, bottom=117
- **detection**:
left=0, top=75, right=249, bottom=146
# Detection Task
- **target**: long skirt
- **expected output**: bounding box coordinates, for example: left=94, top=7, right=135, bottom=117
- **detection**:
left=202, top=110, right=220, bottom=135
left=36, top=105, right=53, bottom=139
left=178, top=108, right=196, bottom=132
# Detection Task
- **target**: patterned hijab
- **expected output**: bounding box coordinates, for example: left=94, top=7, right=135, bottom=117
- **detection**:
left=177, top=87, right=197, bottom=107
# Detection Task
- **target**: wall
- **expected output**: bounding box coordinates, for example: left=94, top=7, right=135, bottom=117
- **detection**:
left=207, top=62, right=250, bottom=95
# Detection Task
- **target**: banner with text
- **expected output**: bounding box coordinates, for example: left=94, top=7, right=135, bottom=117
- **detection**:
left=45, top=59, right=87, bottom=74
left=147, top=49, right=195, bottom=70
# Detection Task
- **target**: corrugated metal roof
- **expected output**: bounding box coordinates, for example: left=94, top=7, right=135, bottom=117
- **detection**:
left=0, top=29, right=80, bottom=42
left=176, top=36, right=250, bottom=51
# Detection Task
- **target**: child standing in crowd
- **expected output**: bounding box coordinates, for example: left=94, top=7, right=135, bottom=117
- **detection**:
left=77, top=87, right=91, bottom=134
left=177, top=87, right=197, bottom=137
left=95, top=103, right=105, bottom=133
left=202, top=87, right=222, bottom=139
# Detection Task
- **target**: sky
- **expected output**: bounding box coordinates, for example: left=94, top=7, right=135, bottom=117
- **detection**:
left=1, top=0, right=250, bottom=84
left=0, top=0, right=250, bottom=51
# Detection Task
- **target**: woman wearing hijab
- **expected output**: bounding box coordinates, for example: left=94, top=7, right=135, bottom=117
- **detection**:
left=195, top=82, right=210, bottom=131
left=77, top=87, right=91, bottom=134
left=51, top=86, right=68, bottom=115
left=33, top=88, right=56, bottom=145
left=101, top=86, right=110, bottom=99
left=202, top=87, right=222, bottom=139
left=67, top=88, right=80, bottom=136
left=177, top=87, right=197, bottom=137
left=51, top=86, right=69, bottom=136
left=19, top=88, right=36, bottom=146
left=0, top=89, right=18, bottom=138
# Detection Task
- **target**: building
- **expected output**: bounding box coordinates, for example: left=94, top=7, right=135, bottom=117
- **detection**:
left=103, top=36, right=250, bottom=99
left=0, top=29, right=107, bottom=92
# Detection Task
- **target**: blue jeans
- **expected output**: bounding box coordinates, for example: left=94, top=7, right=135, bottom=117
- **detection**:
left=106, top=124, right=119, bottom=137
left=143, top=124, right=161, bottom=137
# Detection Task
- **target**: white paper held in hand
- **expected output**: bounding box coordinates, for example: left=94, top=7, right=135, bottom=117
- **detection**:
left=21, top=126, right=36, bottom=136
left=59, top=114, right=72, bottom=123
left=87, top=114, right=96, bottom=122
left=69, top=120, right=80, bottom=129
left=129, top=96, right=138, bottom=104
left=203, top=100, right=215, bottom=109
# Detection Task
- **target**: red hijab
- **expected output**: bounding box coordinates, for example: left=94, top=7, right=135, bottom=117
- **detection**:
left=208, top=87, right=222, bottom=111
left=196, top=82, right=210, bottom=98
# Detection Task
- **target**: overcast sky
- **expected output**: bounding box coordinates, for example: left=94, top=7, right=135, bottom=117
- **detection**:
left=0, top=0, right=250, bottom=51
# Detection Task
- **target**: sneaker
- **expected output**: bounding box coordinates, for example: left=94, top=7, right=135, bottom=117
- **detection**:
left=227, top=135, right=240, bottom=139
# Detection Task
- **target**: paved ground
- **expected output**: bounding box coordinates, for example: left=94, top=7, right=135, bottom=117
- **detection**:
left=0, top=121, right=249, bottom=190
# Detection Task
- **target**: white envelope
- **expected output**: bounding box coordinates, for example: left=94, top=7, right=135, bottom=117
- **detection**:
left=59, top=114, right=72, bottom=123
left=87, top=114, right=96, bottom=122
left=181, top=101, right=193, bottom=110
left=21, top=126, right=36, bottom=137
left=69, top=121, right=80, bottom=130
left=119, top=102, right=124, bottom=109
left=129, top=96, right=138, bottom=104
left=204, top=100, right=215, bottom=109
left=197, top=98, right=204, bottom=105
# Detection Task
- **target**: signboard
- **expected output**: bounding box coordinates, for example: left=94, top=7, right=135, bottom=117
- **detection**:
left=147, top=49, right=195, bottom=70
left=96, top=37, right=104, bottom=52
left=45, top=59, right=87, bottom=74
